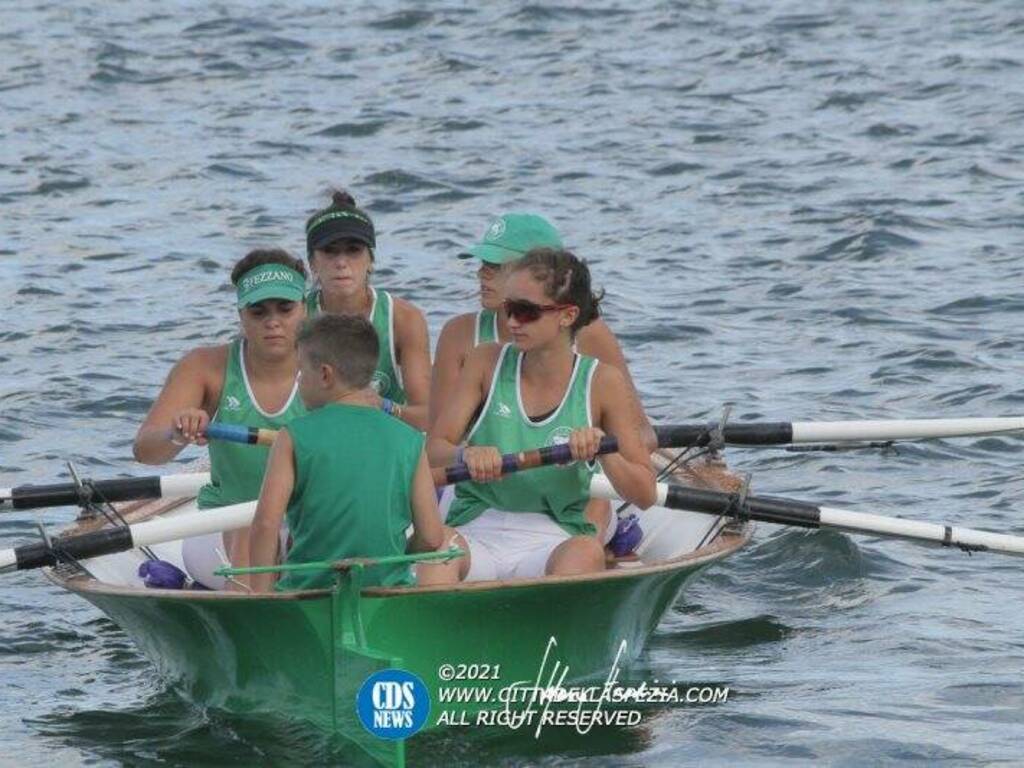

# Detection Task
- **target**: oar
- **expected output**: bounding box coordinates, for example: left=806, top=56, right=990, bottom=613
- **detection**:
left=590, top=476, right=1024, bottom=557
left=205, top=424, right=620, bottom=485
left=432, top=436, right=618, bottom=485
left=203, top=424, right=276, bottom=447
left=22, top=412, right=1014, bottom=514
left=0, top=439, right=620, bottom=573
left=0, top=472, right=211, bottom=512
left=209, top=417, right=1024, bottom=453
left=0, top=430, right=618, bottom=514
left=654, top=416, right=1024, bottom=447
left=0, top=498, right=257, bottom=573
left=0, top=425, right=266, bottom=513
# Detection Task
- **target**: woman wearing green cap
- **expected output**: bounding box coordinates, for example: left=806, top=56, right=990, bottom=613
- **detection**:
left=427, top=248, right=656, bottom=581
left=304, top=190, right=431, bottom=431
left=431, top=213, right=649, bottom=437
left=430, top=213, right=655, bottom=541
left=133, top=248, right=308, bottom=581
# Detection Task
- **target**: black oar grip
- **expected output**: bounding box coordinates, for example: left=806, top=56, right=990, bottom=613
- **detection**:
left=13, top=527, right=134, bottom=570
left=655, top=422, right=793, bottom=448
left=9, top=477, right=164, bottom=511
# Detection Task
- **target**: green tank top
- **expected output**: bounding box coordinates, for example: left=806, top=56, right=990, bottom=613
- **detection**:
left=446, top=345, right=599, bottom=536
left=277, top=403, right=423, bottom=591
left=306, top=287, right=407, bottom=404
left=475, top=309, right=498, bottom=345
left=197, top=339, right=307, bottom=509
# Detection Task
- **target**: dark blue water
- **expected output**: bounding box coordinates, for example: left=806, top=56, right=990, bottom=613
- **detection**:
left=3, top=1, right=1024, bottom=764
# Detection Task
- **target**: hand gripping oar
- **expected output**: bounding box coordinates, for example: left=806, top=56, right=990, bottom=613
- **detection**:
left=590, top=476, right=1024, bottom=557
left=0, top=430, right=619, bottom=514
left=432, top=435, right=619, bottom=485
left=654, top=416, right=1024, bottom=447
left=203, top=423, right=277, bottom=447
left=0, top=438, right=621, bottom=573
left=205, top=424, right=621, bottom=485
left=0, top=425, right=266, bottom=513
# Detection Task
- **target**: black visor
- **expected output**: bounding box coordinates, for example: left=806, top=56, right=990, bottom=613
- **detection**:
left=306, top=210, right=376, bottom=253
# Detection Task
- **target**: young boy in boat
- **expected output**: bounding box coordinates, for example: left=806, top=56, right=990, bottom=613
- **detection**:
left=303, top=189, right=432, bottom=430
left=427, top=248, right=656, bottom=581
left=430, top=214, right=655, bottom=543
left=248, top=314, right=445, bottom=593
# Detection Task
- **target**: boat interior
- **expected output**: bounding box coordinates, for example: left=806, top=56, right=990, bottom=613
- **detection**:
left=56, top=453, right=749, bottom=592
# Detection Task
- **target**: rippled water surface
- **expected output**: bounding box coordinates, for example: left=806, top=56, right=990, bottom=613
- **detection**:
left=3, top=1, right=1024, bottom=765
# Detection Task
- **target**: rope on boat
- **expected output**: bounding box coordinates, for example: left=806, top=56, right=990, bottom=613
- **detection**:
left=31, top=462, right=160, bottom=573
left=68, top=464, right=159, bottom=563
left=610, top=409, right=727, bottom=555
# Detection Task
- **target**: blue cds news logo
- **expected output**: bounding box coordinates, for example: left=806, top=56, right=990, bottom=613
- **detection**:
left=357, top=669, right=430, bottom=740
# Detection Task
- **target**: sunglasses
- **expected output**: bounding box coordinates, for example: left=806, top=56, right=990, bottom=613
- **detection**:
left=503, top=298, right=574, bottom=324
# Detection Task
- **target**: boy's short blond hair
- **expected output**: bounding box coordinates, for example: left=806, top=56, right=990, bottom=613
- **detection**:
left=297, top=314, right=379, bottom=389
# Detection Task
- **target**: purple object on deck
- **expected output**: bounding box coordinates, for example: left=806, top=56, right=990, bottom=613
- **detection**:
left=138, top=559, right=188, bottom=589
left=608, top=513, right=643, bottom=557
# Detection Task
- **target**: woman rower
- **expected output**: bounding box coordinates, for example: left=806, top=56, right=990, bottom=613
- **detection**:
left=427, top=248, right=656, bottom=581
left=304, top=190, right=431, bottom=430
left=133, top=248, right=308, bottom=584
left=431, top=214, right=651, bottom=437
left=431, top=213, right=655, bottom=541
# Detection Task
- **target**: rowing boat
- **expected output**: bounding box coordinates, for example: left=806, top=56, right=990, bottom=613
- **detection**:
left=40, top=452, right=750, bottom=766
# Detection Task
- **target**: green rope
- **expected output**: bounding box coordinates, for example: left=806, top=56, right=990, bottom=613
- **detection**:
left=215, top=546, right=464, bottom=577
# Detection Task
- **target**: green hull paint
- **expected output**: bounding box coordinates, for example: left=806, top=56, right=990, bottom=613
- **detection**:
left=50, top=527, right=747, bottom=766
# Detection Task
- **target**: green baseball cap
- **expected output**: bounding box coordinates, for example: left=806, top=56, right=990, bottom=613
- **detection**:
left=458, top=213, right=563, bottom=264
left=236, top=263, right=306, bottom=308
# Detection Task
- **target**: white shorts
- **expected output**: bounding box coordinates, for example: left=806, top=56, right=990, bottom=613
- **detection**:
left=181, top=526, right=289, bottom=590
left=181, top=532, right=233, bottom=590
left=441, top=487, right=614, bottom=544
left=456, top=509, right=573, bottom=582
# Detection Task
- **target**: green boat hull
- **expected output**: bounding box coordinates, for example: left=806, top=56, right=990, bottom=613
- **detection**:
left=50, top=523, right=747, bottom=765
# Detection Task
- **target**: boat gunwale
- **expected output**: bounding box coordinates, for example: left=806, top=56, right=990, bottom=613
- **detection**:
left=45, top=523, right=751, bottom=602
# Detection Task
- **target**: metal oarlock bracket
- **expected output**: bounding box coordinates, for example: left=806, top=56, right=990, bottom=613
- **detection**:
left=722, top=472, right=752, bottom=533
left=707, top=404, right=733, bottom=457
left=66, top=460, right=99, bottom=520
left=34, top=515, right=53, bottom=552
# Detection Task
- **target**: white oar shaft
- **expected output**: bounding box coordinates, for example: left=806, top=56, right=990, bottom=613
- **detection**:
left=0, top=472, right=210, bottom=510
left=158, top=473, right=210, bottom=499
left=129, top=499, right=255, bottom=548
left=0, top=499, right=255, bottom=572
left=589, top=476, right=1024, bottom=558
left=819, top=507, right=1024, bottom=555
left=791, top=417, right=1024, bottom=444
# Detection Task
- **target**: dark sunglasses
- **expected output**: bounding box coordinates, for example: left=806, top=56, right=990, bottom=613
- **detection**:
left=503, top=298, right=574, bottom=324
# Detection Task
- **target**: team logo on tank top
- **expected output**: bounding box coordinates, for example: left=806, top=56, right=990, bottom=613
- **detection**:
left=370, top=371, right=391, bottom=395
left=225, top=395, right=242, bottom=411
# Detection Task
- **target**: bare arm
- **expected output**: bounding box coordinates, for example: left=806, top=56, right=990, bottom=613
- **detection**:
left=407, top=449, right=444, bottom=552
left=591, top=365, right=657, bottom=509
left=426, top=344, right=501, bottom=473
left=429, top=313, right=474, bottom=429
left=393, top=299, right=432, bottom=431
left=132, top=346, right=225, bottom=464
left=248, top=429, right=295, bottom=593
left=576, top=319, right=656, bottom=449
